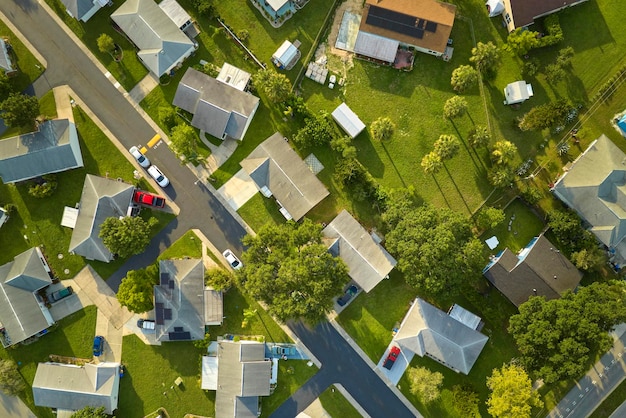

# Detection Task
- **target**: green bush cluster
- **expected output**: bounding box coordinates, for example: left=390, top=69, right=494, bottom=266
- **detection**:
left=28, top=175, right=57, bottom=198
left=536, top=15, right=564, bottom=48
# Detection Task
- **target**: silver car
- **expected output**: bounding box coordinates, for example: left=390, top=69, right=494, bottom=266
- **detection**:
left=129, top=146, right=150, bottom=168
left=148, top=165, right=169, bottom=187
left=222, top=249, right=243, bottom=270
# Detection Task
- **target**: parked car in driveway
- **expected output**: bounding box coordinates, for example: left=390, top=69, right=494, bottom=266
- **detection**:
left=133, top=190, right=166, bottom=208
left=271, top=345, right=296, bottom=357
left=148, top=165, right=169, bottom=187
left=337, top=285, right=358, bottom=306
left=223, top=249, right=243, bottom=270
left=93, top=336, right=104, bottom=356
left=383, top=345, right=401, bottom=370
left=49, top=286, right=73, bottom=303
left=129, top=146, right=150, bottom=168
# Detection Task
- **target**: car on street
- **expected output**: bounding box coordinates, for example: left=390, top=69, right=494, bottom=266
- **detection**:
left=129, top=146, right=150, bottom=168
left=93, top=336, right=104, bottom=357
left=133, top=190, right=166, bottom=208
left=337, top=285, right=358, bottom=307
left=383, top=345, right=401, bottom=370
left=148, top=165, right=169, bottom=187
left=222, top=249, right=243, bottom=270
left=271, top=344, right=297, bottom=357
left=49, top=286, right=73, bottom=303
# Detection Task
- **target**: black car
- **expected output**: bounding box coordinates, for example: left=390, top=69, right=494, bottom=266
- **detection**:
left=337, top=285, right=359, bottom=306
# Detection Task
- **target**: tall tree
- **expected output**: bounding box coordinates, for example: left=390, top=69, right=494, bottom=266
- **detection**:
left=170, top=123, right=197, bottom=158
left=518, top=100, right=570, bottom=131
left=443, top=96, right=468, bottom=119
left=406, top=366, right=444, bottom=404
left=117, top=266, right=158, bottom=313
left=0, top=93, right=40, bottom=128
left=468, top=125, right=490, bottom=148
left=470, top=42, right=500, bottom=77
left=252, top=68, right=292, bottom=104
left=421, top=151, right=443, bottom=175
left=433, top=134, right=460, bottom=161
left=0, top=69, right=12, bottom=101
left=506, top=28, right=540, bottom=56
left=509, top=281, right=626, bottom=383
left=488, top=167, right=514, bottom=188
left=370, top=116, right=396, bottom=141
left=486, top=363, right=543, bottom=418
left=0, top=359, right=26, bottom=395
left=450, top=65, right=478, bottom=93
left=239, top=219, right=349, bottom=323
left=293, top=112, right=335, bottom=148
left=99, top=216, right=158, bottom=258
left=491, top=141, right=517, bottom=165
left=70, top=406, right=108, bottom=418
left=476, top=206, right=506, bottom=230
left=383, top=191, right=484, bottom=294
left=97, top=33, right=115, bottom=54
left=205, top=268, right=234, bottom=291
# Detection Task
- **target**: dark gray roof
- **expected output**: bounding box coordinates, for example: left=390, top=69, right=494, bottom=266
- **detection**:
left=0, top=248, right=54, bottom=347
left=155, top=259, right=205, bottom=341
left=111, top=0, right=195, bottom=76
left=60, top=0, right=101, bottom=20
left=394, top=298, right=488, bottom=374
left=323, top=210, right=396, bottom=292
left=204, top=287, right=223, bottom=326
left=33, top=362, right=120, bottom=414
left=69, top=175, right=134, bottom=262
left=216, top=342, right=270, bottom=418
left=240, top=133, right=329, bottom=221
left=0, top=119, right=83, bottom=183
left=483, top=235, right=582, bottom=307
left=173, top=68, right=259, bottom=140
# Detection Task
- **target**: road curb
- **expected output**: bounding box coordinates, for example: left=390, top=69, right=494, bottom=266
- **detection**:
left=0, top=9, right=47, bottom=67
left=334, top=384, right=372, bottom=418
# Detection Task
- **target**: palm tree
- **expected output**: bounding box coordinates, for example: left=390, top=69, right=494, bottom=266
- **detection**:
left=421, top=152, right=443, bottom=175
left=433, top=134, right=461, bottom=161
left=443, top=96, right=468, bottom=119
left=491, top=140, right=517, bottom=165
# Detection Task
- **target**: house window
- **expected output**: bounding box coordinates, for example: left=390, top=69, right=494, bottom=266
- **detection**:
left=505, top=13, right=511, bottom=24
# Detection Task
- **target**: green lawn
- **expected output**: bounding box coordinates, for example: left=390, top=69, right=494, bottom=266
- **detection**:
left=589, top=378, right=626, bottom=418
left=318, top=385, right=362, bottom=418
left=43, top=0, right=148, bottom=91
left=261, top=360, right=318, bottom=417
left=0, top=19, right=44, bottom=92
left=237, top=193, right=286, bottom=231
left=0, top=306, right=97, bottom=418
left=158, top=230, right=203, bottom=260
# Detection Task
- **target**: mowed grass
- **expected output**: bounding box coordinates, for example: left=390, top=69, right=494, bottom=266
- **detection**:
left=118, top=334, right=214, bottom=418
left=318, top=385, right=362, bottom=418
left=0, top=306, right=97, bottom=418
left=158, top=229, right=203, bottom=259
left=261, top=360, right=318, bottom=418
left=236, top=192, right=286, bottom=231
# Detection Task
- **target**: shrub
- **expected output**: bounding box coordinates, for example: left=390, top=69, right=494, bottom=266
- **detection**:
left=520, top=186, right=542, bottom=205
left=28, top=175, right=57, bottom=198
left=159, top=106, right=178, bottom=131
left=370, top=117, right=395, bottom=141
left=205, top=268, right=234, bottom=292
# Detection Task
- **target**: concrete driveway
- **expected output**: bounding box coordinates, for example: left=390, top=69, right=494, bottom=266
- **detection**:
left=0, top=392, right=36, bottom=418
left=48, top=280, right=92, bottom=322
left=376, top=343, right=413, bottom=385
left=217, top=169, right=259, bottom=210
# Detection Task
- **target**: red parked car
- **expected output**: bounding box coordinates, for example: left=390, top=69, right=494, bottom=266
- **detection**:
left=383, top=345, right=401, bottom=370
left=133, top=190, right=166, bottom=208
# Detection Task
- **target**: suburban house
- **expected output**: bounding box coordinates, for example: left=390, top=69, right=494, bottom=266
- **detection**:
left=159, top=0, right=199, bottom=38
left=213, top=341, right=271, bottom=418
left=354, top=0, right=457, bottom=64
left=393, top=298, right=488, bottom=374
left=0, top=247, right=55, bottom=348
left=0, top=119, right=83, bottom=184
left=552, top=134, right=626, bottom=268
left=331, top=103, right=366, bottom=139
left=111, top=0, right=196, bottom=77
left=483, top=235, right=583, bottom=307
left=503, top=80, right=534, bottom=105
left=154, top=258, right=223, bottom=342
left=33, top=362, right=120, bottom=414
left=68, top=174, right=134, bottom=263
left=60, top=0, right=108, bottom=22
left=0, top=38, right=17, bottom=76
left=323, top=210, right=397, bottom=293
left=240, top=133, right=330, bottom=221
left=487, top=0, right=589, bottom=32
left=172, top=67, right=260, bottom=141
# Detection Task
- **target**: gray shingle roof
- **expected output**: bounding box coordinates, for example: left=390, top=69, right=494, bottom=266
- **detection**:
left=0, top=248, right=54, bottom=347
left=0, top=119, right=83, bottom=183
left=155, top=259, right=205, bottom=341
left=69, top=175, right=134, bottom=262
left=240, top=133, right=329, bottom=221
left=204, top=287, right=223, bottom=326
left=323, top=210, right=396, bottom=292
left=173, top=68, right=259, bottom=140
left=60, top=0, right=101, bottom=21
left=33, top=362, right=120, bottom=414
left=483, top=235, right=582, bottom=307
left=553, top=135, right=626, bottom=259
left=394, top=298, right=488, bottom=374
left=216, top=341, right=270, bottom=418
left=111, top=0, right=195, bottom=76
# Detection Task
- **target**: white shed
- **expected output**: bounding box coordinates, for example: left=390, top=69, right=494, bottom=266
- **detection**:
left=272, top=41, right=298, bottom=69
left=332, top=103, right=366, bottom=139
left=504, top=81, right=534, bottom=105
left=485, top=0, right=505, bottom=17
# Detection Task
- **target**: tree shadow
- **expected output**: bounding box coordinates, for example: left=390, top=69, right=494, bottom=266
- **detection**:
left=432, top=174, right=451, bottom=209
left=449, top=119, right=483, bottom=172
left=443, top=163, right=472, bottom=216
left=380, top=140, right=407, bottom=188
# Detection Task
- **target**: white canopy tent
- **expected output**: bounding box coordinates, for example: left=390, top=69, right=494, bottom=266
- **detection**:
left=504, top=81, right=534, bottom=105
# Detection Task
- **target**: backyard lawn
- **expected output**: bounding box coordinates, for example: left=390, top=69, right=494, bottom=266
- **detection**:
left=318, top=385, right=362, bottom=418
left=236, top=192, right=286, bottom=231
left=0, top=306, right=97, bottom=418
left=158, top=230, right=202, bottom=260
left=261, top=360, right=318, bottom=417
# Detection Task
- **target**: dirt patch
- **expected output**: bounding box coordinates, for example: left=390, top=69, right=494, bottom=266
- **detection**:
left=322, top=0, right=363, bottom=72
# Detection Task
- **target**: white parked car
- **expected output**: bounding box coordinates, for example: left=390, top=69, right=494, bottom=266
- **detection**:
left=222, top=249, right=243, bottom=270
left=148, top=165, right=170, bottom=187
left=129, top=146, right=150, bottom=168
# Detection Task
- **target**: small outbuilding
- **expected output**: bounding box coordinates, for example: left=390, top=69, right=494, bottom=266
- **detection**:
left=504, top=80, right=534, bottom=105
left=272, top=41, right=299, bottom=70
left=331, top=103, right=366, bottom=139
left=617, top=114, right=626, bottom=137
left=485, top=0, right=505, bottom=17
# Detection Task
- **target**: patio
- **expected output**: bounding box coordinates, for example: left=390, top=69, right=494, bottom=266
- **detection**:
left=393, top=49, right=414, bottom=70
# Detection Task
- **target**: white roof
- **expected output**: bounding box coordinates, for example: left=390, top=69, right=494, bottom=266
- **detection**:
left=486, top=0, right=505, bottom=17
left=61, top=206, right=79, bottom=229
left=267, top=0, right=288, bottom=12
left=217, top=63, right=251, bottom=91
left=158, top=0, right=191, bottom=28
left=201, top=356, right=219, bottom=390
left=353, top=31, right=399, bottom=63
left=273, top=41, right=298, bottom=66
left=504, top=81, right=533, bottom=104
left=331, top=103, right=366, bottom=139
left=485, top=236, right=499, bottom=250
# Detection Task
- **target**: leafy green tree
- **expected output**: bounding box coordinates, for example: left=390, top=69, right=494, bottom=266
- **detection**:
left=0, top=93, right=40, bottom=128
left=556, top=46, right=575, bottom=68
left=571, top=247, right=605, bottom=271
left=70, top=406, right=107, bottom=418
left=451, top=65, right=479, bottom=93
left=486, top=364, right=543, bottom=418
left=406, top=366, right=444, bottom=404
left=509, top=281, right=626, bottom=383
left=545, top=63, right=566, bottom=84
left=0, top=359, right=26, bottom=395
left=170, top=123, right=197, bottom=158
left=159, top=106, right=178, bottom=131
left=518, top=100, right=570, bottom=131
left=293, top=112, right=335, bottom=148
left=522, top=58, right=541, bottom=77
left=488, top=167, right=514, bottom=188
left=383, top=193, right=484, bottom=294
left=239, top=219, right=349, bottom=323
left=370, top=116, right=395, bottom=141
left=470, top=42, right=500, bottom=77
left=252, top=68, right=292, bottom=104
left=476, top=206, right=506, bottom=230
left=99, top=216, right=158, bottom=258
left=443, top=96, right=468, bottom=119
left=433, top=134, right=460, bottom=161
left=452, top=385, right=481, bottom=418
left=468, top=125, right=490, bottom=148
left=506, top=28, right=540, bottom=56
left=0, top=69, right=12, bottom=101
left=421, top=151, right=443, bottom=175
left=547, top=209, right=595, bottom=253
left=330, top=136, right=357, bottom=159
left=491, top=141, right=517, bottom=165
left=117, top=266, right=158, bottom=313
left=205, top=268, right=234, bottom=291
left=193, top=0, right=216, bottom=18
left=28, top=174, right=57, bottom=198
left=97, top=33, right=115, bottom=54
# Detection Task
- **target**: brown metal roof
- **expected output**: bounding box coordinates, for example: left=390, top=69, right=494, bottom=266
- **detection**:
left=507, top=0, right=587, bottom=29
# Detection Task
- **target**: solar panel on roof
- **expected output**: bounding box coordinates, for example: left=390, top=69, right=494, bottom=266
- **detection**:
left=425, top=21, right=438, bottom=32
left=368, top=5, right=416, bottom=27
left=169, top=331, right=192, bottom=340
left=160, top=273, right=169, bottom=285
left=417, top=19, right=425, bottom=29
left=366, top=7, right=425, bottom=40
left=156, top=308, right=164, bottom=325
left=366, top=15, right=398, bottom=32
left=174, top=326, right=183, bottom=332
left=168, top=280, right=175, bottom=289
left=164, top=309, right=172, bottom=320
left=156, top=302, right=164, bottom=309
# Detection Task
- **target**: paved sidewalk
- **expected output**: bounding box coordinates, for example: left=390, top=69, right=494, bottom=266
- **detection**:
left=217, top=169, right=258, bottom=210
left=0, top=392, right=36, bottom=418
left=200, top=134, right=239, bottom=174
left=128, top=72, right=159, bottom=103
